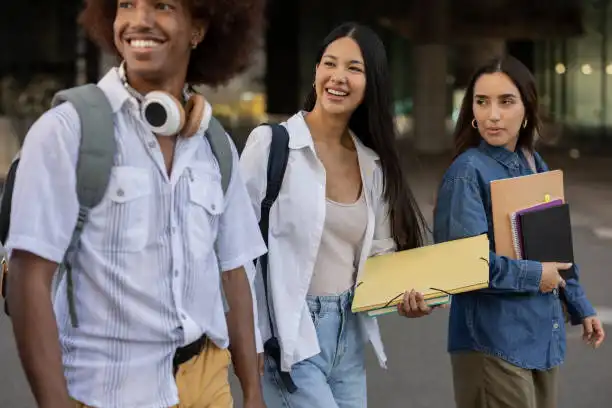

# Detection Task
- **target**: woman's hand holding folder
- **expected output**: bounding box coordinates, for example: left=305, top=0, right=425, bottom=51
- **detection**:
left=539, top=262, right=572, bottom=293
left=397, top=289, right=448, bottom=318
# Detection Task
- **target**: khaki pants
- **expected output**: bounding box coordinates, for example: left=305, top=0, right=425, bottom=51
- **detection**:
left=451, top=351, right=559, bottom=408
left=74, top=340, right=233, bottom=408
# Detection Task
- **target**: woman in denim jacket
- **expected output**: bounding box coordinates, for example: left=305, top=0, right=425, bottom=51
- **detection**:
left=433, top=56, right=605, bottom=408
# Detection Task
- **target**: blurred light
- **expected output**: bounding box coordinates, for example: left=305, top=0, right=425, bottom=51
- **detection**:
left=581, top=64, right=593, bottom=75
left=555, top=63, right=566, bottom=75
left=606, top=64, right=612, bottom=75
left=379, top=18, right=393, bottom=28
left=569, top=148, right=580, bottom=159
left=240, top=92, right=254, bottom=102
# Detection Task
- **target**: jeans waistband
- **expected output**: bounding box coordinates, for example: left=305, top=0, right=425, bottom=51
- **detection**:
left=306, top=289, right=353, bottom=315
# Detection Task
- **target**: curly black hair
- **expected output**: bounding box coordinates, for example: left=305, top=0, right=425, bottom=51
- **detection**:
left=79, top=0, right=266, bottom=86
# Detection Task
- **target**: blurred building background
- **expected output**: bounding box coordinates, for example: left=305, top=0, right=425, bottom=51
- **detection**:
left=1, top=0, right=612, bottom=174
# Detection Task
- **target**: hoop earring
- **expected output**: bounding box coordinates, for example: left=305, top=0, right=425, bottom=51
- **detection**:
left=471, top=118, right=478, bottom=129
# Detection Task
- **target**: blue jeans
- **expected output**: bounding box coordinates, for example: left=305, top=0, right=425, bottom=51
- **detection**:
left=262, top=290, right=367, bottom=408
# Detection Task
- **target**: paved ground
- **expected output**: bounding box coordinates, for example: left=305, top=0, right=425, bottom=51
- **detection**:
left=1, top=152, right=611, bottom=407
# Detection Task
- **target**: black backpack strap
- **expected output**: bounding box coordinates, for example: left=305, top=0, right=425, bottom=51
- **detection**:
left=257, top=123, right=296, bottom=393
left=0, top=154, right=20, bottom=245
left=0, top=158, right=18, bottom=314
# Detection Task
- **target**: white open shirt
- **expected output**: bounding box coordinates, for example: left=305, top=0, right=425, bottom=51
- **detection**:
left=5, top=68, right=267, bottom=408
left=240, top=112, right=396, bottom=372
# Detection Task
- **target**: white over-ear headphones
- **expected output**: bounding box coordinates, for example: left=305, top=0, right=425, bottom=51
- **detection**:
left=119, top=62, right=205, bottom=138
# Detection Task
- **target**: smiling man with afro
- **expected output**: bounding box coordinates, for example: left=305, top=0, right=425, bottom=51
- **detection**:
left=5, top=0, right=269, bottom=408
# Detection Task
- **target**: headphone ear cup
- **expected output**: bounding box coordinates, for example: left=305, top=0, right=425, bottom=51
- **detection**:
left=182, top=94, right=205, bottom=138
left=141, top=91, right=185, bottom=136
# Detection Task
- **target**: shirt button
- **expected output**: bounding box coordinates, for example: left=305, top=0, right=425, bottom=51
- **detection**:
left=553, top=323, right=559, bottom=329
left=148, top=141, right=156, bottom=149
left=116, top=188, right=125, bottom=197
left=211, top=204, right=216, bottom=211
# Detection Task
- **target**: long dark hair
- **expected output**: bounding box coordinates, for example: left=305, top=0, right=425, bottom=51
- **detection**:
left=304, top=22, right=427, bottom=250
left=453, top=55, right=542, bottom=160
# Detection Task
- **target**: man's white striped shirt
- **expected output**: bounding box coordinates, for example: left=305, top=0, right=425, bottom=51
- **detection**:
left=6, top=68, right=266, bottom=407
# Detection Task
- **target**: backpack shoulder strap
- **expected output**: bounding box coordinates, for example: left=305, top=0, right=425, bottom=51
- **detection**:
left=261, top=124, right=290, bottom=225
left=0, top=155, right=20, bottom=245
left=258, top=122, right=290, bottom=283
left=256, top=123, right=295, bottom=393
left=52, top=84, right=116, bottom=210
left=204, top=117, right=234, bottom=314
left=205, top=117, right=232, bottom=195
left=50, top=84, right=116, bottom=327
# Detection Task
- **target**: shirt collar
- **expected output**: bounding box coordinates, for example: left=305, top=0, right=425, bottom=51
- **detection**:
left=478, top=139, right=520, bottom=169
left=286, top=111, right=380, bottom=164
left=97, top=67, right=133, bottom=114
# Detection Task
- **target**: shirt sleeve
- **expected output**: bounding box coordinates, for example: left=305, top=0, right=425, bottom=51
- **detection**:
left=239, top=125, right=273, bottom=223
left=562, top=265, right=597, bottom=325
left=215, top=135, right=268, bottom=272
left=238, top=126, right=274, bottom=353
left=5, top=104, right=80, bottom=264
left=433, top=174, right=542, bottom=294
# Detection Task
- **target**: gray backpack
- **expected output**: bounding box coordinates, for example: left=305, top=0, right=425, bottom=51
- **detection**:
left=0, top=84, right=233, bottom=327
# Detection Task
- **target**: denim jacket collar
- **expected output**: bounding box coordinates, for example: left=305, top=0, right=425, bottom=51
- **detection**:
left=478, top=140, right=522, bottom=171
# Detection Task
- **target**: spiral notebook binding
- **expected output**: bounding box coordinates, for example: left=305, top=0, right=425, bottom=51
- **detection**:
left=510, top=212, right=524, bottom=260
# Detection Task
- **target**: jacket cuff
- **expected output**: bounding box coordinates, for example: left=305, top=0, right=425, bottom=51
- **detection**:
left=567, top=295, right=597, bottom=325
left=520, top=260, right=542, bottom=293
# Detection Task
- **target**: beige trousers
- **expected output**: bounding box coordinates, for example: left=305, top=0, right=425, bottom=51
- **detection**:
left=451, top=351, right=559, bottom=408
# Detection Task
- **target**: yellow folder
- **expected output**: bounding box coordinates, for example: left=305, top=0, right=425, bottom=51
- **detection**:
left=352, top=234, right=490, bottom=314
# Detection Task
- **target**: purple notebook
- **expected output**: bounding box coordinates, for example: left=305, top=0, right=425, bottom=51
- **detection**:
left=510, top=199, right=563, bottom=259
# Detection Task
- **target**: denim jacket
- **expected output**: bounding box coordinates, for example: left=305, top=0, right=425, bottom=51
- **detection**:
left=433, top=141, right=596, bottom=370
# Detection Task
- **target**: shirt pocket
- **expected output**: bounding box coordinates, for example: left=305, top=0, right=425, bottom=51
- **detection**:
left=187, top=165, right=225, bottom=259
left=87, top=166, right=151, bottom=253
